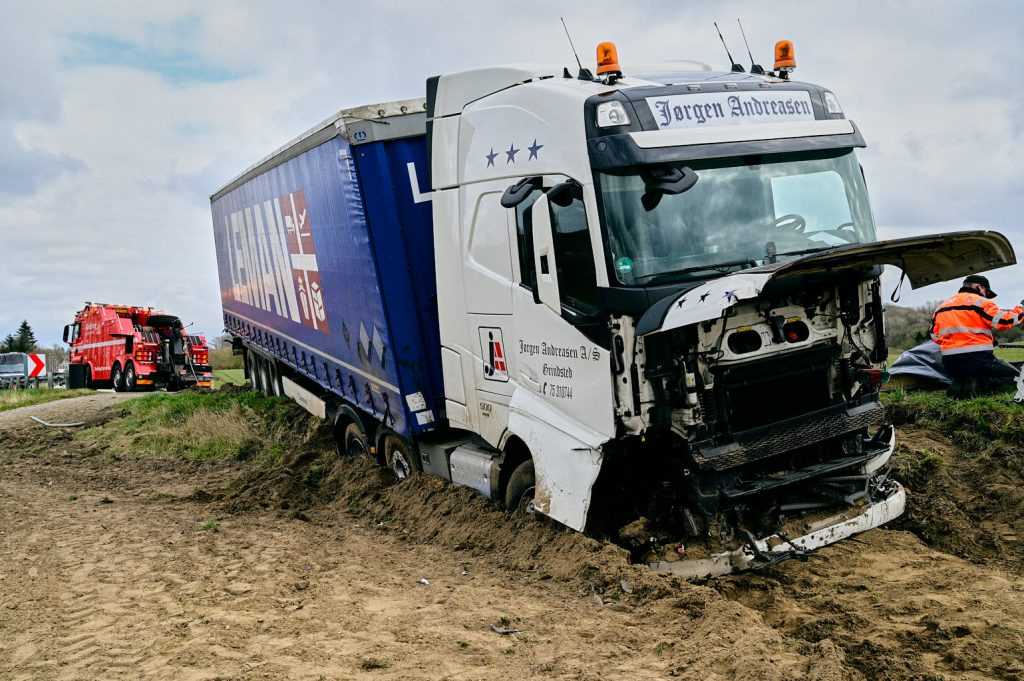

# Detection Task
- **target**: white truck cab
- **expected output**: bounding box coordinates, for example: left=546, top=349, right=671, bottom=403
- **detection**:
left=425, top=48, right=1015, bottom=576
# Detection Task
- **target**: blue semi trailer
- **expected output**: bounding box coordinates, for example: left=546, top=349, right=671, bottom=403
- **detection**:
left=211, top=100, right=444, bottom=476
left=212, top=49, right=1014, bottom=577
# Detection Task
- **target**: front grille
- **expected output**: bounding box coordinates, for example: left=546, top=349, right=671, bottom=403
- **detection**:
left=692, top=399, right=885, bottom=471
left=715, top=345, right=836, bottom=431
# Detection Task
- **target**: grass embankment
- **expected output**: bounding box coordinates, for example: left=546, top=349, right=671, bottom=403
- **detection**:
left=0, top=388, right=93, bottom=413
left=77, top=387, right=320, bottom=462
left=883, top=389, right=1024, bottom=570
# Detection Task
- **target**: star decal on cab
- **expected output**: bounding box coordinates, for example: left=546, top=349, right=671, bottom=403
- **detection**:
left=484, top=140, right=543, bottom=167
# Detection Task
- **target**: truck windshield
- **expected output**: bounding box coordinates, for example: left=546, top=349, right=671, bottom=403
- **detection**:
left=597, top=149, right=877, bottom=285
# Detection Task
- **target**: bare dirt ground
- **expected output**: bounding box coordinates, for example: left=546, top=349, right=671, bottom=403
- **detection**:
left=1, top=395, right=1023, bottom=680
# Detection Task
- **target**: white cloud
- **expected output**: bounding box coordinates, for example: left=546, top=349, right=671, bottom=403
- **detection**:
left=2, top=0, right=1023, bottom=345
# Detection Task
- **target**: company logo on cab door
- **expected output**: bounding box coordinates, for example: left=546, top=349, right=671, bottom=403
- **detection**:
left=222, top=190, right=329, bottom=333
left=478, top=327, right=509, bottom=382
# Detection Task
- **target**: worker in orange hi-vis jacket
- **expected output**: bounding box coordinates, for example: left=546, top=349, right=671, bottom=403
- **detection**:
left=931, top=274, right=1024, bottom=396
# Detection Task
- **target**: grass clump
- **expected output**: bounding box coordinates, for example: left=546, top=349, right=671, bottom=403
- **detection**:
left=883, top=388, right=1024, bottom=449
left=0, top=388, right=93, bottom=413
left=76, top=387, right=317, bottom=463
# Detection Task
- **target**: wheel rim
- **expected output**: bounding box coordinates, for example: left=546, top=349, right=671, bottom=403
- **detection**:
left=125, top=366, right=135, bottom=390
left=390, top=449, right=412, bottom=480
left=112, top=366, right=121, bottom=388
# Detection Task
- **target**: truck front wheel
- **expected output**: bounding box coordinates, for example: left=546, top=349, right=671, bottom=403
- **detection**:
left=504, top=460, right=536, bottom=515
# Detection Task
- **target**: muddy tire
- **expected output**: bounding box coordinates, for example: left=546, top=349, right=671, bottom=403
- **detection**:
left=504, top=460, right=536, bottom=515
left=340, top=422, right=370, bottom=459
left=384, top=435, right=420, bottom=481
left=111, top=363, right=125, bottom=392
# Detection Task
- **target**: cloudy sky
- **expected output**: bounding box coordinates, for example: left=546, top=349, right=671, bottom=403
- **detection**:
left=2, top=0, right=1022, bottom=345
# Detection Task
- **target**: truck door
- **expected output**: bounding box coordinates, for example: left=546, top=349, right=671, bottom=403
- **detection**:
left=461, top=184, right=518, bottom=444
left=509, top=179, right=615, bottom=439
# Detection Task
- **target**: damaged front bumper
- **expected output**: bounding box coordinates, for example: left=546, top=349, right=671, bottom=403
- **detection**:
left=650, top=429, right=905, bottom=579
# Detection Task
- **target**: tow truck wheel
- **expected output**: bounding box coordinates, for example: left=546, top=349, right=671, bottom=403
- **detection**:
left=123, top=363, right=137, bottom=392
left=111, top=363, right=125, bottom=392
left=85, top=367, right=94, bottom=390
left=384, top=435, right=420, bottom=481
left=504, top=460, right=536, bottom=515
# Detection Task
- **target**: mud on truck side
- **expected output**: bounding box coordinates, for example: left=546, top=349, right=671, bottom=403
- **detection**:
left=211, top=45, right=1015, bottom=578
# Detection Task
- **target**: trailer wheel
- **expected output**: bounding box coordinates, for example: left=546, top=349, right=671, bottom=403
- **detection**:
left=111, top=363, right=125, bottom=392
left=123, top=362, right=137, bottom=392
left=384, top=435, right=420, bottom=481
left=264, top=360, right=282, bottom=397
left=341, top=422, right=370, bottom=459
left=248, top=351, right=264, bottom=393
left=504, top=460, right=536, bottom=515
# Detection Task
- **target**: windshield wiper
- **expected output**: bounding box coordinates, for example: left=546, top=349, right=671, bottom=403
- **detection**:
left=774, top=246, right=837, bottom=257
left=635, top=258, right=757, bottom=284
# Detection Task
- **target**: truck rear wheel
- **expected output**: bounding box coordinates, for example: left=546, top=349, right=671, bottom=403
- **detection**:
left=384, top=435, right=420, bottom=481
left=111, top=363, right=125, bottom=392
left=341, top=422, right=370, bottom=459
left=123, top=362, right=138, bottom=392
left=504, top=460, right=536, bottom=515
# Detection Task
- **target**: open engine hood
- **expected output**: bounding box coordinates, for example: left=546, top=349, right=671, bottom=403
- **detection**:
left=637, top=230, right=1015, bottom=336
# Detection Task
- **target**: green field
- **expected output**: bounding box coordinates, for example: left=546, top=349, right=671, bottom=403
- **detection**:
left=0, top=388, right=94, bottom=413
left=214, top=369, right=247, bottom=387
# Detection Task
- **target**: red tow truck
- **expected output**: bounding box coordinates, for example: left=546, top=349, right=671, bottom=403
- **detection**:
left=63, top=303, right=212, bottom=391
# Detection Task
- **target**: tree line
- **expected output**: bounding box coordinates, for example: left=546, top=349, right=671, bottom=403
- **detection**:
left=1, top=320, right=37, bottom=353
left=0, top=321, right=67, bottom=365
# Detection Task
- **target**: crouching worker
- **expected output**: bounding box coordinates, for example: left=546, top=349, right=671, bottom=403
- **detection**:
left=932, top=275, right=1023, bottom=397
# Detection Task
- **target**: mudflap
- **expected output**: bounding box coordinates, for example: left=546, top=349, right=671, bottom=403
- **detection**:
left=649, top=481, right=906, bottom=580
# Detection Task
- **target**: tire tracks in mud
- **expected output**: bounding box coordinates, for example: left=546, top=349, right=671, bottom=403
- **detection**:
left=3, top=394, right=1024, bottom=680
left=719, top=530, right=1024, bottom=681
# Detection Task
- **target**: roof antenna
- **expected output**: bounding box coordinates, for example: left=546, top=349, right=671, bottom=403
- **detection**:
left=561, top=17, right=593, bottom=81
left=737, top=18, right=764, bottom=75
left=714, top=21, right=745, bottom=73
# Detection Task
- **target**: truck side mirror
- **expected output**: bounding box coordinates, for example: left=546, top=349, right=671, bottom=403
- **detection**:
left=529, top=194, right=561, bottom=314
left=500, top=177, right=541, bottom=208
left=547, top=179, right=582, bottom=208
left=62, top=325, right=70, bottom=343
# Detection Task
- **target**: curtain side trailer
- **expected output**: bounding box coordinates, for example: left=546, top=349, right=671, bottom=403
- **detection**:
left=212, top=58, right=1015, bottom=578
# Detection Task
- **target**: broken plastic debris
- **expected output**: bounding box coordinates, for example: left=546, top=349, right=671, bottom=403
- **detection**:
left=30, top=416, right=85, bottom=428
left=418, top=577, right=430, bottom=586
left=489, top=624, right=521, bottom=635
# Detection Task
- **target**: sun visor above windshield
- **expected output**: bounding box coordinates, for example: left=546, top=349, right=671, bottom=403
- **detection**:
left=589, top=121, right=865, bottom=171
left=637, top=231, right=1015, bottom=337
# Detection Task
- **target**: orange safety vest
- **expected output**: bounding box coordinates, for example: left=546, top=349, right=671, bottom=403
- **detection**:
left=931, top=290, right=1023, bottom=356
